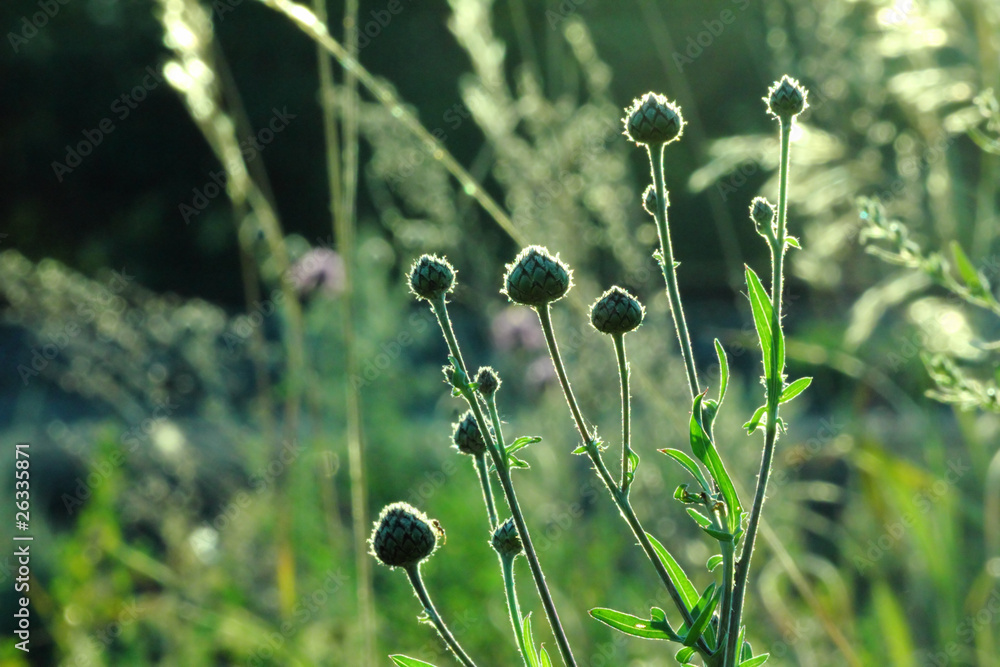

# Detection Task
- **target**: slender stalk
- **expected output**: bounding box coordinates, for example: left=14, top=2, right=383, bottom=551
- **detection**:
left=612, top=333, right=634, bottom=493
left=474, top=452, right=499, bottom=529
left=647, top=143, right=701, bottom=398
left=500, top=555, right=531, bottom=666
left=428, top=297, right=578, bottom=667
left=404, top=565, right=478, bottom=667
left=535, top=305, right=712, bottom=658
left=725, top=116, right=793, bottom=665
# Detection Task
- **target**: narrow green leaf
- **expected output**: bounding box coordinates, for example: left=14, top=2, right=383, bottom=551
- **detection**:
left=625, top=450, right=640, bottom=488
left=951, top=240, right=990, bottom=298
left=785, top=236, right=801, bottom=249
left=539, top=647, right=552, bottom=667
left=701, top=525, right=734, bottom=542
left=706, top=554, right=724, bottom=571
left=682, top=583, right=720, bottom=647
left=658, top=448, right=712, bottom=494
left=508, top=456, right=530, bottom=469
left=589, top=607, right=679, bottom=641
left=739, top=656, right=769, bottom=667
left=743, top=405, right=767, bottom=434
left=675, top=647, right=697, bottom=663
left=738, top=627, right=749, bottom=660
left=691, top=394, right=743, bottom=533
left=645, top=533, right=699, bottom=612
left=674, top=484, right=703, bottom=504
left=714, top=339, right=730, bottom=406
left=778, top=377, right=813, bottom=404
left=686, top=508, right=712, bottom=528
left=390, top=656, right=440, bottom=667
left=507, top=436, right=542, bottom=455
left=521, top=614, right=539, bottom=667
left=745, top=266, right=773, bottom=379
left=571, top=444, right=588, bottom=454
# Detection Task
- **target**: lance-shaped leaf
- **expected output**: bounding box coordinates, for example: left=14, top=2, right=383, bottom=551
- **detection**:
left=690, top=394, right=743, bottom=533
left=659, top=448, right=712, bottom=495
left=390, top=657, right=440, bottom=667
left=745, top=266, right=784, bottom=380
left=682, top=583, right=721, bottom=647
left=739, top=656, right=770, bottom=667
left=715, top=339, right=730, bottom=407
left=589, top=607, right=681, bottom=641
left=778, top=377, right=812, bottom=404
left=646, top=532, right=699, bottom=612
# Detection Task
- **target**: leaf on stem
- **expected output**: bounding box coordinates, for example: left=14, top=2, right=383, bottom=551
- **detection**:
left=645, top=532, right=698, bottom=612
left=739, top=655, right=770, bottom=666
left=589, top=607, right=681, bottom=641
left=778, top=377, right=812, bottom=404
left=686, top=507, right=712, bottom=528
left=951, top=240, right=993, bottom=301
left=743, top=405, right=768, bottom=434
left=675, top=646, right=697, bottom=664
left=682, top=583, right=720, bottom=647
left=715, top=339, right=730, bottom=407
left=690, top=394, right=743, bottom=533
left=390, top=656, right=440, bottom=667
left=706, top=554, right=724, bottom=571
left=745, top=266, right=784, bottom=380
left=625, top=450, right=640, bottom=488
left=521, top=613, right=539, bottom=667
left=659, top=448, right=712, bottom=495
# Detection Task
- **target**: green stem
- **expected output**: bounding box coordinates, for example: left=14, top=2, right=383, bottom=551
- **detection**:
left=648, top=143, right=701, bottom=398
left=429, top=298, right=578, bottom=667
left=612, top=333, right=633, bottom=494
left=501, top=555, right=531, bottom=666
left=404, top=564, right=478, bottom=667
left=725, top=115, right=793, bottom=666
left=474, top=453, right=498, bottom=529
left=535, top=305, right=712, bottom=658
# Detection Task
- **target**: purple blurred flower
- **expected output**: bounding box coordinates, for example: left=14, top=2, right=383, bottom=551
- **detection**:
left=491, top=306, right=545, bottom=351
left=525, top=355, right=556, bottom=392
left=289, top=248, right=345, bottom=298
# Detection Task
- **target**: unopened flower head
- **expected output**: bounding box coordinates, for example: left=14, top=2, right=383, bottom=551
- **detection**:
left=409, top=254, right=456, bottom=302
left=623, top=93, right=684, bottom=146
left=452, top=411, right=488, bottom=456
left=475, top=366, right=501, bottom=399
left=766, top=75, right=809, bottom=119
left=591, top=287, right=645, bottom=335
left=370, top=502, right=443, bottom=569
left=641, top=184, right=668, bottom=216
left=750, top=196, right=776, bottom=234
left=502, top=246, right=572, bottom=307
left=491, top=517, right=523, bottom=559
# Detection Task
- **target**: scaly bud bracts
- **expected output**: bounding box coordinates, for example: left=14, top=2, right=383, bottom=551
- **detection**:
left=370, top=502, right=442, bottom=569
left=591, top=286, right=645, bottom=335
left=502, top=246, right=572, bottom=307
left=475, top=366, right=501, bottom=399
left=623, top=93, right=684, bottom=146
left=766, top=75, right=808, bottom=119
left=491, top=517, right=523, bottom=559
left=409, top=254, right=456, bottom=301
left=452, top=411, right=488, bottom=456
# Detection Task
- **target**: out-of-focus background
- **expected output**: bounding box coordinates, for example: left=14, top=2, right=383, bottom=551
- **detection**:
left=1, top=0, right=999, bottom=664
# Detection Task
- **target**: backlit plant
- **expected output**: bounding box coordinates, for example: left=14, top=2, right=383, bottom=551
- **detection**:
left=371, top=76, right=813, bottom=667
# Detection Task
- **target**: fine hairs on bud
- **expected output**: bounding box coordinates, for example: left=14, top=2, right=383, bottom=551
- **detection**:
left=591, top=286, right=645, bottom=335
left=502, top=245, right=573, bottom=307
left=409, top=254, right=456, bottom=301
left=370, top=502, right=443, bottom=569
left=641, top=184, right=668, bottom=216
left=750, top=196, right=776, bottom=235
left=475, top=366, right=501, bottom=398
left=766, top=75, right=809, bottom=119
left=623, top=92, right=685, bottom=146
left=491, top=517, right=523, bottom=559
left=452, top=411, right=488, bottom=456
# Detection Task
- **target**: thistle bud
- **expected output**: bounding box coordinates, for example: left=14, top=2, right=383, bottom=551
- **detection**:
left=452, top=411, right=487, bottom=456
left=491, top=517, right=523, bottom=559
left=502, top=246, right=572, bottom=307
left=623, top=93, right=684, bottom=146
left=591, top=286, right=645, bottom=335
left=370, top=502, right=442, bottom=569
left=766, top=75, right=808, bottom=119
left=475, top=366, right=501, bottom=399
left=641, top=184, right=668, bottom=216
left=750, top=197, right=776, bottom=235
left=409, top=254, right=456, bottom=302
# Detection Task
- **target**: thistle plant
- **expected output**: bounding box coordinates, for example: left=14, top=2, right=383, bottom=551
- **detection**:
left=372, top=75, right=812, bottom=667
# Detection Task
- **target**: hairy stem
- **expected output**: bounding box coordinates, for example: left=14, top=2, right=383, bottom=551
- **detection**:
left=612, top=333, right=634, bottom=493
left=474, top=452, right=499, bottom=529
left=429, top=297, right=578, bottom=667
left=648, top=143, right=700, bottom=398
left=404, top=565, right=478, bottom=667
left=500, top=555, right=531, bottom=666
left=535, top=305, right=712, bottom=658
left=725, top=116, right=793, bottom=666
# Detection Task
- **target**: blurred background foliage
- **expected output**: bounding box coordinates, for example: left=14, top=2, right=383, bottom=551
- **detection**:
left=1, top=0, right=1000, bottom=665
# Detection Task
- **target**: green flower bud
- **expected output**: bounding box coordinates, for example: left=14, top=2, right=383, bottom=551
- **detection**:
left=623, top=92, right=684, bottom=146
left=409, top=254, right=456, bottom=301
left=766, top=75, right=808, bottom=119
left=491, top=517, right=522, bottom=559
left=642, top=184, right=668, bottom=216
left=452, top=411, right=488, bottom=456
left=750, top=196, right=776, bottom=235
left=475, top=366, right=501, bottom=399
left=502, top=246, right=572, bottom=307
left=590, top=286, right=645, bottom=335
left=370, top=502, right=442, bottom=569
